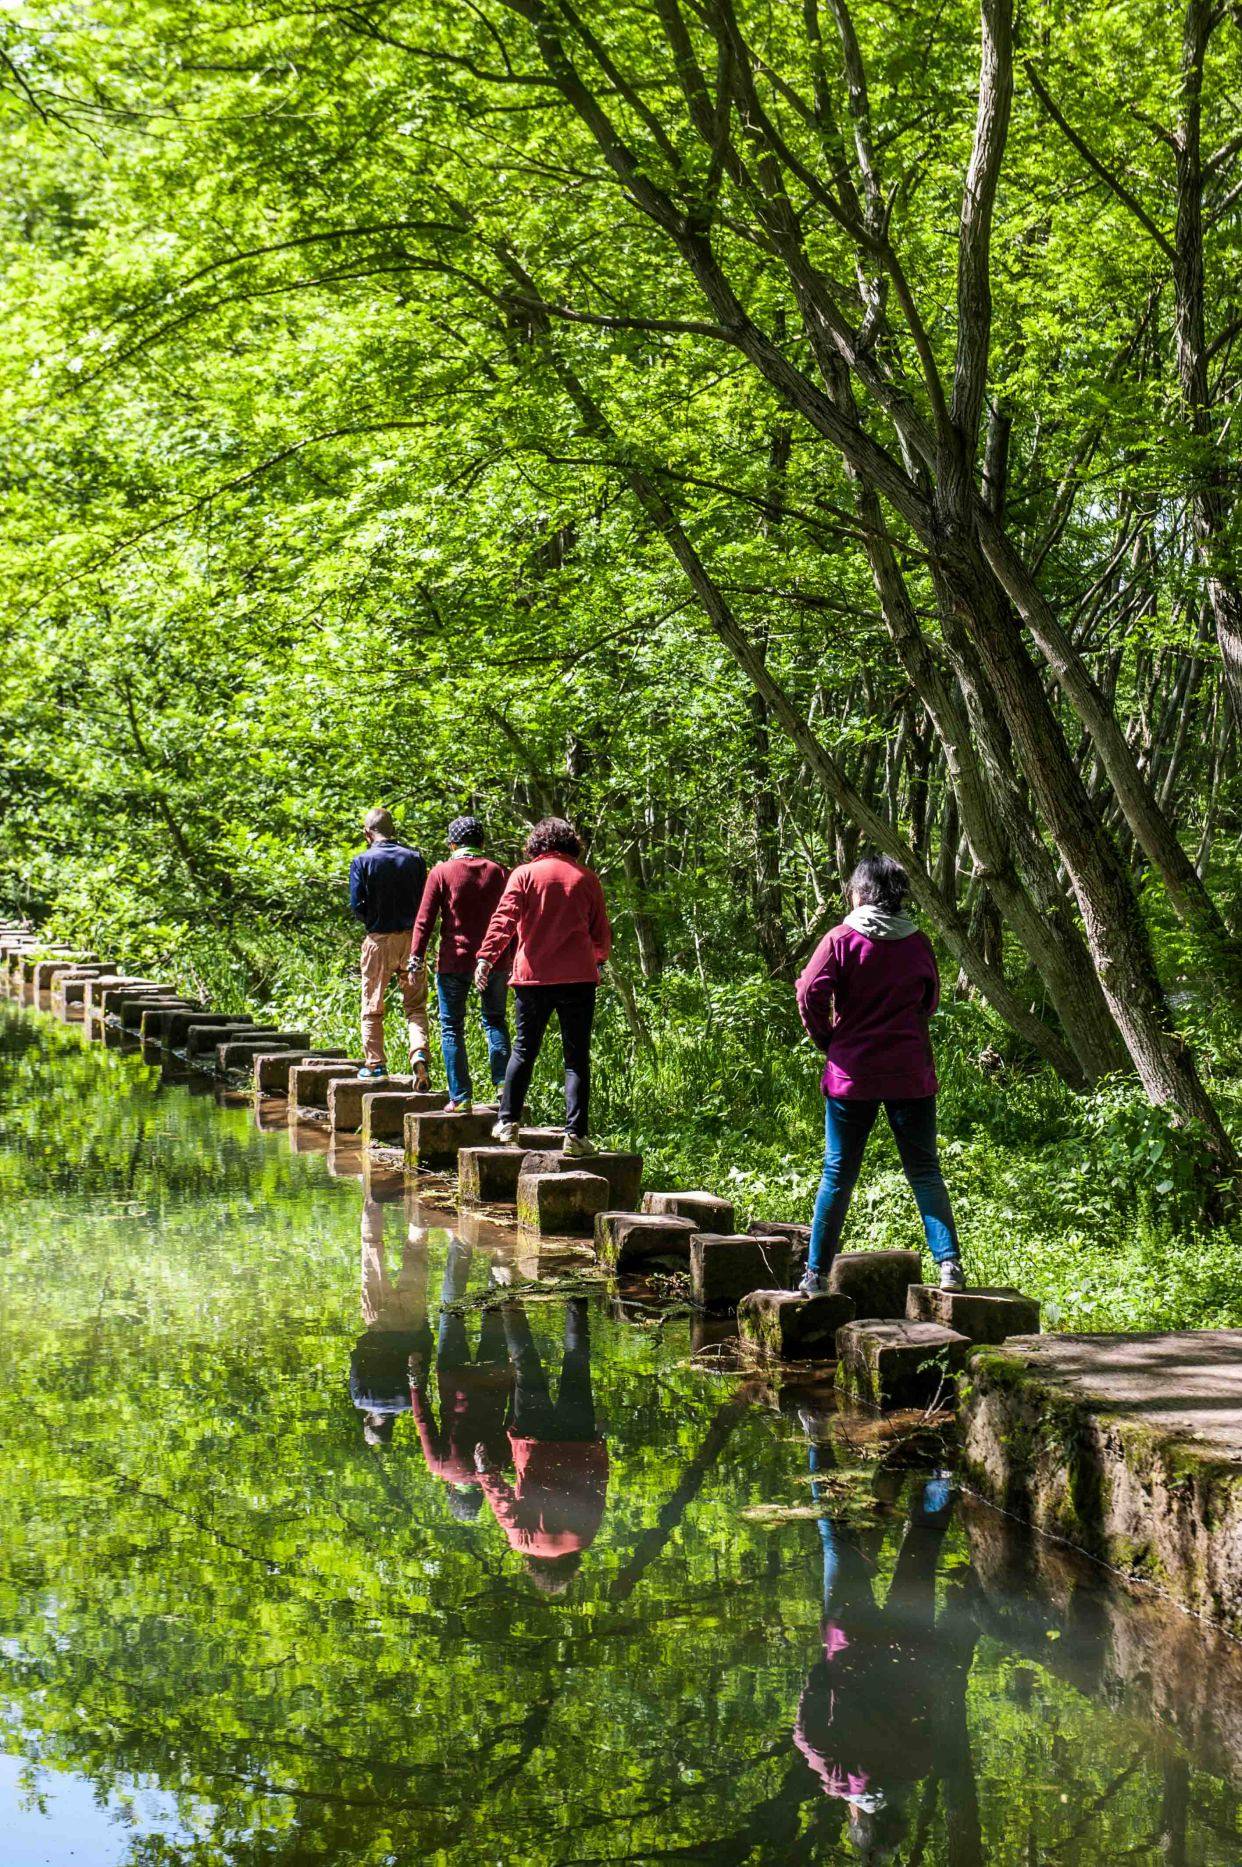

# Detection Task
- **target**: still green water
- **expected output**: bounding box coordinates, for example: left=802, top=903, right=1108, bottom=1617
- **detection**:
left=0, top=1004, right=1238, bottom=1866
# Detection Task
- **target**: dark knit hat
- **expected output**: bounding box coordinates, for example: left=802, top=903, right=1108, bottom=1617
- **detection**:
left=448, top=815, right=484, bottom=847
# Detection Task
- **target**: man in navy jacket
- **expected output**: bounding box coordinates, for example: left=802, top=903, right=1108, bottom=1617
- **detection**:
left=348, top=807, right=430, bottom=1082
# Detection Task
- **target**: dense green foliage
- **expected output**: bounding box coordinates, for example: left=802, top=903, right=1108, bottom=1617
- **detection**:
left=0, top=0, right=1239, bottom=1313
left=1, top=1009, right=1238, bottom=1862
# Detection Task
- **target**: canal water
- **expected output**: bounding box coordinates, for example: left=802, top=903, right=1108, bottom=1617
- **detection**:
left=0, top=1005, right=1238, bottom=1865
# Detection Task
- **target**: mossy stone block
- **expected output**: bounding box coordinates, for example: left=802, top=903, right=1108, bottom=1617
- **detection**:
left=690, top=1234, right=793, bottom=1311
left=905, top=1284, right=1041, bottom=1344
left=828, top=1249, right=922, bottom=1319
left=361, top=1089, right=449, bottom=1146
left=252, top=1049, right=348, bottom=1093
left=404, top=1109, right=500, bottom=1170
left=594, top=1210, right=697, bottom=1272
left=835, top=1319, right=971, bottom=1410
left=738, top=1289, right=857, bottom=1360
left=215, top=1033, right=311, bottom=1073
left=290, top=1062, right=366, bottom=1111
left=642, top=1190, right=736, bottom=1232
left=516, top=1170, right=611, bottom=1237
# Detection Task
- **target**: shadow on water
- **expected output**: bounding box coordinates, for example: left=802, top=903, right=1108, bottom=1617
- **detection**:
left=0, top=1003, right=1238, bottom=1864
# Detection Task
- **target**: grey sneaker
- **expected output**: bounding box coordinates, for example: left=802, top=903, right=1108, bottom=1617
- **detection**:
left=562, top=1133, right=594, bottom=1159
left=797, top=1270, right=831, bottom=1297
left=939, top=1259, right=966, bottom=1292
left=491, top=1119, right=520, bottom=1145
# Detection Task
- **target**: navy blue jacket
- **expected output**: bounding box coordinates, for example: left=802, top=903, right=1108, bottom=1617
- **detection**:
left=349, top=840, right=427, bottom=934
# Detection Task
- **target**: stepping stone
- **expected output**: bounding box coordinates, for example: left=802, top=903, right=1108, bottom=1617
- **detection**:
left=119, top=995, right=195, bottom=1032
left=404, top=1108, right=500, bottom=1170
left=81, top=976, right=137, bottom=1014
left=905, top=1284, right=1040, bottom=1344
left=33, top=956, right=97, bottom=992
left=21, top=949, right=77, bottom=985
left=458, top=1145, right=530, bottom=1204
left=329, top=1073, right=416, bottom=1133
left=185, top=1020, right=260, bottom=1059
left=361, top=1089, right=450, bottom=1146
left=252, top=1049, right=348, bottom=1094
left=289, top=1061, right=368, bottom=1112
left=557, top=1149, right=642, bottom=1209
left=214, top=1033, right=311, bottom=1073
left=738, top=1289, right=857, bottom=1361
left=642, top=1190, right=736, bottom=1232
left=51, top=968, right=113, bottom=1016
left=828, top=1249, right=922, bottom=1319
left=961, top=1330, right=1242, bottom=1633
left=747, top=1220, right=811, bottom=1278
left=690, top=1233, right=793, bottom=1311
left=91, top=980, right=165, bottom=1018
left=517, top=1169, right=611, bottom=1237
left=594, top=1210, right=697, bottom=1272
left=835, top=1319, right=971, bottom=1410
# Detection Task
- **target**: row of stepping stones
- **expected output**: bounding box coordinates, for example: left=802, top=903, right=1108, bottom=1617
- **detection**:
left=1, top=934, right=1042, bottom=1415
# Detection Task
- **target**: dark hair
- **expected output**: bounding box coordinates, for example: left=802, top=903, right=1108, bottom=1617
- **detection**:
left=847, top=853, right=911, bottom=913
left=447, top=814, right=484, bottom=848
left=524, top=816, right=582, bottom=861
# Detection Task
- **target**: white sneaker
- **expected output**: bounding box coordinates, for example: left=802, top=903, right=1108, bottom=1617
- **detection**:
left=939, top=1259, right=966, bottom=1292
left=797, top=1270, right=831, bottom=1297
left=562, top=1133, right=594, bottom=1158
left=492, top=1119, right=520, bottom=1145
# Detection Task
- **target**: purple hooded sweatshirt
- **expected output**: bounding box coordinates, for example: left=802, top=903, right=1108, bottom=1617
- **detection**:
left=796, top=908, right=940, bottom=1100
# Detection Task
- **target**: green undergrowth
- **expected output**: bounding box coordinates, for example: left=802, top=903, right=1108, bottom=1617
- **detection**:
left=22, top=912, right=1242, bottom=1337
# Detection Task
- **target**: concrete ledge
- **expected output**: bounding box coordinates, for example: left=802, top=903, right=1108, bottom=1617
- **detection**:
left=252, top=1049, right=348, bottom=1094
left=594, top=1210, right=697, bottom=1272
left=906, top=1283, right=1040, bottom=1343
left=738, top=1289, right=856, bottom=1361
left=642, top=1189, right=736, bottom=1232
left=828, top=1249, right=922, bottom=1318
left=361, top=1089, right=449, bottom=1146
left=517, top=1169, right=611, bottom=1236
left=835, top=1319, right=970, bottom=1410
left=690, top=1234, right=793, bottom=1311
left=960, top=1331, right=1242, bottom=1634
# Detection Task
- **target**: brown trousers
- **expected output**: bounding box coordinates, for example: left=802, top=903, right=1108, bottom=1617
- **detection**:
left=360, top=929, right=430, bottom=1068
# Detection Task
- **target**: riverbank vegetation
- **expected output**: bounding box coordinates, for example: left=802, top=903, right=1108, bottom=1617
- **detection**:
left=0, top=0, right=1238, bottom=1327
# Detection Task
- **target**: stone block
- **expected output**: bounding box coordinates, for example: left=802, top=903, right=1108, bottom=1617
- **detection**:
left=905, top=1284, right=1041, bottom=1344
left=459, top=1146, right=529, bottom=1204
left=738, top=1289, right=857, bottom=1361
left=33, top=956, right=96, bottom=992
left=404, top=1109, right=500, bottom=1170
left=119, top=995, right=195, bottom=1032
left=835, top=1319, right=971, bottom=1410
left=328, top=1073, right=416, bottom=1133
left=136, top=1004, right=201, bottom=1046
left=828, top=1249, right=922, bottom=1319
left=557, top=1150, right=643, bottom=1210
left=690, top=1234, right=793, bottom=1311
left=747, top=1220, right=811, bottom=1279
left=96, top=981, right=166, bottom=1018
left=594, top=1210, right=697, bottom=1272
left=50, top=968, right=111, bottom=1015
left=252, top=1049, right=348, bottom=1094
left=185, top=1019, right=259, bottom=1059
left=361, top=1089, right=449, bottom=1146
left=517, top=1169, right=611, bottom=1237
left=82, top=976, right=137, bottom=1014
left=214, top=1033, right=311, bottom=1073
left=22, top=949, right=77, bottom=985
left=290, top=1061, right=367, bottom=1111
left=517, top=1125, right=568, bottom=1148
left=642, top=1190, right=736, bottom=1233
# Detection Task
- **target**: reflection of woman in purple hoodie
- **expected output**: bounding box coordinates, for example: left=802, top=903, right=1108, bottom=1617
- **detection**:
left=794, top=855, right=964, bottom=1295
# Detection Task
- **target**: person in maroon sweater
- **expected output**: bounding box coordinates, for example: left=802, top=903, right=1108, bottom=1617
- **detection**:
left=408, top=816, right=510, bottom=1112
left=473, top=1296, right=609, bottom=1595
left=475, top=817, right=612, bottom=1155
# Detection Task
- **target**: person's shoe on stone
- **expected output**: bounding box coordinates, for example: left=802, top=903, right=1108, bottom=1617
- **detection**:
left=357, top=1064, right=387, bottom=1080
left=445, top=1097, right=473, bottom=1114
left=492, top=1118, right=520, bottom=1144
left=410, top=1053, right=431, bottom=1092
left=939, top=1258, right=966, bottom=1292
left=562, top=1132, right=593, bottom=1158
left=796, top=1269, right=831, bottom=1297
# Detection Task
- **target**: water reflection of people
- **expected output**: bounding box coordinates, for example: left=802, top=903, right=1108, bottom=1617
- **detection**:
left=350, top=1197, right=432, bottom=1447
left=795, top=1446, right=980, bottom=1862
left=474, top=1297, right=608, bottom=1594
left=409, top=1237, right=512, bottom=1519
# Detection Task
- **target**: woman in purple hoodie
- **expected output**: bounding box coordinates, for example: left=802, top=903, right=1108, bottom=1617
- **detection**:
left=794, top=854, right=964, bottom=1296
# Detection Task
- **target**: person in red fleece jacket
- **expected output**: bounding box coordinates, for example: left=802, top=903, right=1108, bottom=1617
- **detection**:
left=473, top=1296, right=608, bottom=1595
left=474, top=817, right=612, bottom=1156
left=409, top=815, right=510, bottom=1113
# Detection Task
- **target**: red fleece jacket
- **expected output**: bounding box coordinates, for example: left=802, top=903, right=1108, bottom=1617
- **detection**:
left=409, top=855, right=509, bottom=974
left=476, top=853, right=612, bottom=987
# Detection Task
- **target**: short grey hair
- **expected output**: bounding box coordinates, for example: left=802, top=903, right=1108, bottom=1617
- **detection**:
left=364, top=807, right=396, bottom=838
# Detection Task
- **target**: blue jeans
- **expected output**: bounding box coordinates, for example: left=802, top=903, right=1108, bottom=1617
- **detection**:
left=435, top=971, right=511, bottom=1104
left=808, top=1095, right=959, bottom=1273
